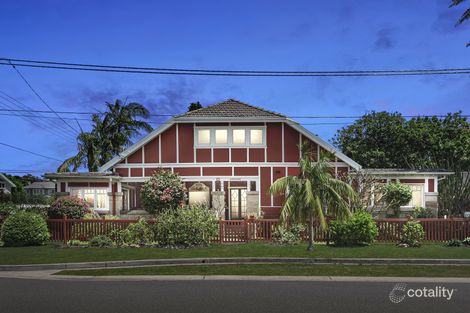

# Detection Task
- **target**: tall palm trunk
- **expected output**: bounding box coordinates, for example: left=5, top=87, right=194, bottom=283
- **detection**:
left=307, top=215, right=315, bottom=251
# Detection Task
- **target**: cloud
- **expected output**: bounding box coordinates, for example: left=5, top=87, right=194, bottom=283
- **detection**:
left=374, top=27, right=395, bottom=50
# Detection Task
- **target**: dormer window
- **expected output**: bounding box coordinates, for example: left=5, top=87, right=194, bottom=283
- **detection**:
left=195, top=126, right=265, bottom=147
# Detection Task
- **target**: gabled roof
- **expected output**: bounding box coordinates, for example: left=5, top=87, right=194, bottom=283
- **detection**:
left=0, top=173, right=16, bottom=188
left=24, top=181, right=56, bottom=189
left=175, top=99, right=285, bottom=119
left=98, top=99, right=361, bottom=171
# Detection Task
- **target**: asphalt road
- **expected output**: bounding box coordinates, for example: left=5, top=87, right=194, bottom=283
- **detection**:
left=0, top=277, right=469, bottom=313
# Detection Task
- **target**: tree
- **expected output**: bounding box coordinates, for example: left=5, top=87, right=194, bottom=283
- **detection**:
left=58, top=100, right=152, bottom=172
left=188, top=102, right=202, bottom=112
left=270, top=142, right=356, bottom=251
left=450, top=0, right=470, bottom=46
left=333, top=112, right=408, bottom=168
left=334, top=111, right=470, bottom=215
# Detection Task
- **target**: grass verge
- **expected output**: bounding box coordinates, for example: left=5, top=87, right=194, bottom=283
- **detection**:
left=1, top=243, right=470, bottom=265
left=56, top=264, right=470, bottom=277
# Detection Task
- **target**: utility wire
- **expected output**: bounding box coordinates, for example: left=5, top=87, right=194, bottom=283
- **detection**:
left=7, top=61, right=80, bottom=134
left=0, top=107, right=467, bottom=119
left=0, top=92, right=76, bottom=140
left=0, top=142, right=62, bottom=162
left=2, top=59, right=470, bottom=77
left=2, top=57, right=470, bottom=75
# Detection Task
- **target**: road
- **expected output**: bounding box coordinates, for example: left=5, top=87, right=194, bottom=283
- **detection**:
left=0, top=277, right=468, bottom=313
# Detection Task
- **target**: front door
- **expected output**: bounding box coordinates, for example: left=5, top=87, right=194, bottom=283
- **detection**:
left=230, top=188, right=247, bottom=219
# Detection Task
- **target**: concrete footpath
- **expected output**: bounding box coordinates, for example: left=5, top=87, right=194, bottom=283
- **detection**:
left=2, top=257, right=470, bottom=271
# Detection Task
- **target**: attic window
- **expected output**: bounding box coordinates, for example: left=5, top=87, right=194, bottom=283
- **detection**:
left=250, top=129, right=263, bottom=145
left=215, top=129, right=228, bottom=144
left=197, top=129, right=211, bottom=145
left=233, top=129, right=246, bottom=145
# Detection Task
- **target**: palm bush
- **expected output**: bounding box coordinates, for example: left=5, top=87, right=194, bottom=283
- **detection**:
left=270, top=142, right=356, bottom=251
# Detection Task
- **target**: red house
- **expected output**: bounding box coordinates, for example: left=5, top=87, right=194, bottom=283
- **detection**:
left=46, top=99, right=450, bottom=218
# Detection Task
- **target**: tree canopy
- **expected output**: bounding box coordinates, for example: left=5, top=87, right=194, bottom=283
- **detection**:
left=188, top=102, right=203, bottom=112
left=333, top=111, right=470, bottom=171
left=58, top=99, right=152, bottom=172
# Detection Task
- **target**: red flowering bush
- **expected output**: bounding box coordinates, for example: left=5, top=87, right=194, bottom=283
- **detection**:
left=141, top=170, right=187, bottom=214
left=48, top=196, right=90, bottom=219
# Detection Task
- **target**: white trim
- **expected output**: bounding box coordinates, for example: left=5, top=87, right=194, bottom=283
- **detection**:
left=158, top=135, right=161, bottom=163
left=194, top=125, right=266, bottom=148
left=176, top=123, right=179, bottom=163
left=114, top=162, right=350, bottom=168
left=281, top=122, right=284, bottom=163
left=270, top=167, right=274, bottom=206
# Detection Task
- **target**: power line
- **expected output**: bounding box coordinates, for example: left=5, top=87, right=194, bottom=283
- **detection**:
left=2, top=58, right=470, bottom=77
left=0, top=92, right=77, bottom=141
left=0, top=107, right=467, bottom=119
left=7, top=61, right=80, bottom=134
left=0, top=142, right=62, bottom=162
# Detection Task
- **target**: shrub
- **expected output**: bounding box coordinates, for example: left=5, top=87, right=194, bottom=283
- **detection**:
left=111, top=219, right=154, bottom=247
left=89, top=235, right=113, bottom=248
left=152, top=204, right=218, bottom=247
left=329, top=211, right=378, bottom=246
left=445, top=239, right=462, bottom=247
left=67, top=239, right=89, bottom=247
left=0, top=202, right=16, bottom=217
left=381, top=183, right=412, bottom=216
left=462, top=237, right=470, bottom=246
left=273, top=224, right=306, bottom=245
left=1, top=211, right=50, bottom=247
left=49, top=196, right=90, bottom=219
left=412, top=206, right=434, bottom=218
left=141, top=170, right=187, bottom=214
left=400, top=220, right=424, bottom=247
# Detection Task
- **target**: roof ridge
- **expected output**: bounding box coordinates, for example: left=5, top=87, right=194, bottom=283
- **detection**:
left=175, top=98, right=286, bottom=119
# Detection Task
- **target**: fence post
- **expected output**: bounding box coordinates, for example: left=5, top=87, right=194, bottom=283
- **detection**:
left=219, top=217, right=223, bottom=244
left=103, top=216, right=107, bottom=235
left=62, top=215, right=67, bottom=244
left=244, top=218, right=249, bottom=243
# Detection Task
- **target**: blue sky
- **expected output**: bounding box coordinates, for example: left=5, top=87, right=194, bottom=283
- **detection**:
left=1, top=0, right=469, bottom=175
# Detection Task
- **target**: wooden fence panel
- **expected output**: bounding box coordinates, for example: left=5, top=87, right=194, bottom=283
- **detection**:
left=3, top=216, right=470, bottom=243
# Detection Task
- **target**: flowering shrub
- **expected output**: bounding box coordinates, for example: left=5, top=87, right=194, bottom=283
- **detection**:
left=141, top=170, right=187, bottom=214
left=48, top=196, right=90, bottom=219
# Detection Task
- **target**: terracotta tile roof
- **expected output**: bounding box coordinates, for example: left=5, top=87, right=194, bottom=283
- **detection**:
left=175, top=99, right=286, bottom=119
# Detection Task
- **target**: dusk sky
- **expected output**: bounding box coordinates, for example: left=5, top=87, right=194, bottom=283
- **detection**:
left=1, top=0, right=469, bottom=175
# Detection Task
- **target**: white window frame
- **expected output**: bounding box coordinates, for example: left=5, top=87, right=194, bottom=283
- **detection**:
left=194, top=126, right=266, bottom=148
left=400, top=183, right=425, bottom=208
left=69, top=187, right=109, bottom=211
left=195, top=128, right=211, bottom=146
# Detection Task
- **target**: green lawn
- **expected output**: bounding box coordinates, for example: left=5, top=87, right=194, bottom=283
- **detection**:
left=1, top=243, right=470, bottom=265
left=56, top=263, right=470, bottom=277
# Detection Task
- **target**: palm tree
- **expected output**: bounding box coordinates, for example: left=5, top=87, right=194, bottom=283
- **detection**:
left=58, top=100, right=152, bottom=172
left=270, top=142, right=356, bottom=251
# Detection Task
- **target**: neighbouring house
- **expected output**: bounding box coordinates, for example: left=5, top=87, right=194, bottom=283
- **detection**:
left=45, top=99, right=453, bottom=218
left=24, top=181, right=56, bottom=197
left=0, top=173, right=16, bottom=194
